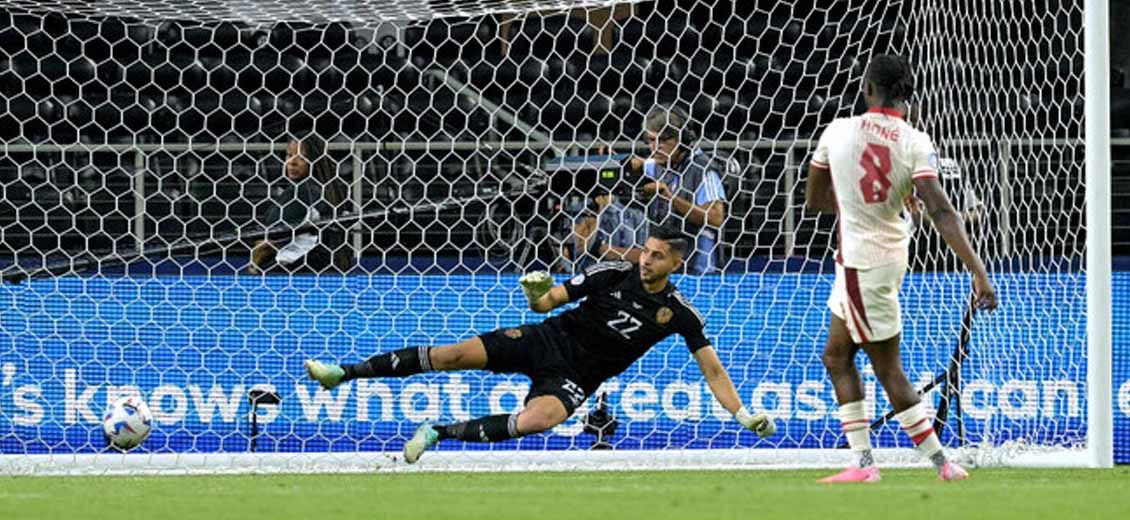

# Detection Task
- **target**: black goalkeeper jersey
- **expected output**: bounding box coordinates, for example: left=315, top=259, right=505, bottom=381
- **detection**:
left=546, top=261, right=711, bottom=382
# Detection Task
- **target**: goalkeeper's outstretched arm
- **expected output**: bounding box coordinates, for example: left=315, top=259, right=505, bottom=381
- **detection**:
left=694, top=346, right=777, bottom=438
left=519, top=271, right=570, bottom=313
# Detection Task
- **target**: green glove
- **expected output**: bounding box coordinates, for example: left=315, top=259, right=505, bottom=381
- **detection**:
left=519, top=271, right=554, bottom=305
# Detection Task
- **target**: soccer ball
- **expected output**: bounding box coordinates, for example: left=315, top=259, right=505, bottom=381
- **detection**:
left=102, top=396, right=153, bottom=451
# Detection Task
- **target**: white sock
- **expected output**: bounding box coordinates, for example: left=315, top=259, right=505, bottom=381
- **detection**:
left=838, top=400, right=873, bottom=467
left=895, top=402, right=946, bottom=470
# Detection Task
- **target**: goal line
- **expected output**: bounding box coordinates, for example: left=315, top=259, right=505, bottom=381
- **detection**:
left=0, top=447, right=1093, bottom=477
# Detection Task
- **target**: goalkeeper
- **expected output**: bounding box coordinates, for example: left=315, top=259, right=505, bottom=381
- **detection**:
left=304, top=227, right=775, bottom=463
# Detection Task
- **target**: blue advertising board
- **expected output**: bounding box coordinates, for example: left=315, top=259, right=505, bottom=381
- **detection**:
left=0, top=272, right=1126, bottom=462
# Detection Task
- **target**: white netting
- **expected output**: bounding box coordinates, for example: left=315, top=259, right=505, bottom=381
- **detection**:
left=0, top=0, right=1092, bottom=474
left=0, top=0, right=644, bottom=23
left=897, top=0, right=1087, bottom=453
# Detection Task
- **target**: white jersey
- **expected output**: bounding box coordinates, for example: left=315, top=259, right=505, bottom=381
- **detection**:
left=810, top=107, right=939, bottom=269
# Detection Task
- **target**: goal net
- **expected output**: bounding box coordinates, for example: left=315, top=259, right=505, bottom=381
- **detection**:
left=0, top=0, right=1102, bottom=474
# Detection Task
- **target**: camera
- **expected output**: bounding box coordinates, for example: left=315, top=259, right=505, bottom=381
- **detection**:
left=597, top=159, right=646, bottom=198
left=544, top=153, right=647, bottom=201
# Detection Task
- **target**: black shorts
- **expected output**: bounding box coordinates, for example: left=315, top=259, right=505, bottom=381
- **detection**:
left=478, top=322, right=598, bottom=416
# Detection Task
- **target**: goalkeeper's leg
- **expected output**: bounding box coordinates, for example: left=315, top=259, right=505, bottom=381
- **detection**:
left=404, top=395, right=569, bottom=463
left=304, top=338, right=487, bottom=389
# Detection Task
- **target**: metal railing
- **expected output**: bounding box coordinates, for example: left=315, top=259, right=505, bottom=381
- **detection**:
left=1, top=136, right=1119, bottom=260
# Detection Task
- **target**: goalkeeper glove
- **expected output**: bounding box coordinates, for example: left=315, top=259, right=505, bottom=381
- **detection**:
left=519, top=271, right=554, bottom=305
left=735, top=407, right=776, bottom=439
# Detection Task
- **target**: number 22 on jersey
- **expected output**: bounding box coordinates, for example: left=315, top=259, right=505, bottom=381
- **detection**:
left=858, top=142, right=893, bottom=204
left=607, top=310, right=642, bottom=339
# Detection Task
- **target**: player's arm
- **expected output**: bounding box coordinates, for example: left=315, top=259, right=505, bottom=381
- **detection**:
left=693, top=346, right=776, bottom=438
left=518, top=272, right=569, bottom=313
left=649, top=184, right=725, bottom=227
left=681, top=308, right=774, bottom=438
left=530, top=286, right=569, bottom=313
left=804, top=163, right=836, bottom=213
left=645, top=168, right=726, bottom=228
left=692, top=346, right=743, bottom=414
left=670, top=195, right=724, bottom=228
left=520, top=261, right=634, bottom=313
left=805, top=122, right=836, bottom=213
left=913, top=176, right=998, bottom=309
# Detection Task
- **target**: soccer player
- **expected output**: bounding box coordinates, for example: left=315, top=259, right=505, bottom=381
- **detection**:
left=303, top=227, right=776, bottom=463
left=805, top=54, right=998, bottom=483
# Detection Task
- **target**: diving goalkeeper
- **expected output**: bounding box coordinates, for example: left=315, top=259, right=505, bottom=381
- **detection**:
left=304, top=227, right=776, bottom=463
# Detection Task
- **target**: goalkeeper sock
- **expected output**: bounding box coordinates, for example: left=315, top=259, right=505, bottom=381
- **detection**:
left=340, top=347, right=432, bottom=381
left=838, top=400, right=874, bottom=468
left=895, top=402, right=946, bottom=471
left=433, top=414, right=521, bottom=443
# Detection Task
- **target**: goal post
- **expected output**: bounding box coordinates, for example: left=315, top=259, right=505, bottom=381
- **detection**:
left=1084, top=0, right=1113, bottom=469
left=0, top=0, right=1117, bottom=475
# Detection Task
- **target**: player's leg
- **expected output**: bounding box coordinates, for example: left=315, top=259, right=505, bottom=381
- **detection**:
left=860, top=334, right=915, bottom=409
left=434, top=395, right=567, bottom=443
left=404, top=388, right=576, bottom=464
left=304, top=337, right=487, bottom=389
left=823, top=316, right=866, bottom=405
left=513, top=395, right=571, bottom=434
left=818, top=315, right=881, bottom=483
left=861, top=339, right=967, bottom=481
left=399, top=325, right=584, bottom=463
left=854, top=261, right=967, bottom=481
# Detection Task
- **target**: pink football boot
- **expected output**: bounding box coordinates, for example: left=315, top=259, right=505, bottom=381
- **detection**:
left=938, top=461, right=970, bottom=482
left=818, top=465, right=881, bottom=483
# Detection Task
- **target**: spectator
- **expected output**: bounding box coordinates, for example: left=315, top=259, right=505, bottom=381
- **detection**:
left=249, top=135, right=353, bottom=274
left=602, top=105, right=728, bottom=274
left=558, top=192, right=647, bottom=272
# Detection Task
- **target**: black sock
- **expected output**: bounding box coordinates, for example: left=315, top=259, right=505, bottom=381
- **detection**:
left=433, top=414, right=521, bottom=443
left=340, top=347, right=432, bottom=381
left=929, top=450, right=947, bottom=471
left=857, top=449, right=875, bottom=468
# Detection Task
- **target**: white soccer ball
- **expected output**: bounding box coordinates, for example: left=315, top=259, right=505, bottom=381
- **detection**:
left=102, top=396, right=153, bottom=451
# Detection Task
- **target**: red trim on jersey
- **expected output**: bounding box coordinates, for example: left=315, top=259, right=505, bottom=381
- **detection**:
left=867, top=107, right=905, bottom=119
left=844, top=267, right=873, bottom=333
left=811, top=160, right=830, bottom=170
left=912, top=169, right=938, bottom=179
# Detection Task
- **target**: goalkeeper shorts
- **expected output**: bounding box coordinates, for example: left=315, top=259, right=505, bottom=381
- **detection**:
left=827, top=260, right=907, bottom=344
left=479, top=323, right=595, bottom=415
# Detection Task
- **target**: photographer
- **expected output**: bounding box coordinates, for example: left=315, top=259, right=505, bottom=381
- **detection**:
left=601, top=105, right=728, bottom=274
left=558, top=192, right=647, bottom=272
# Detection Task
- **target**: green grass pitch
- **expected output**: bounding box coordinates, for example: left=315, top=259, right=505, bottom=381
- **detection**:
left=3, top=468, right=1127, bottom=519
